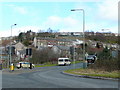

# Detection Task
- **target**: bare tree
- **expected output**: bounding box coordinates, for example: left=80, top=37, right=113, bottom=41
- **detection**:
left=30, top=48, right=59, bottom=64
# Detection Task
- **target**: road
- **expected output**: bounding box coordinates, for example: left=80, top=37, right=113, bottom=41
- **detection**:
left=2, top=63, right=118, bottom=88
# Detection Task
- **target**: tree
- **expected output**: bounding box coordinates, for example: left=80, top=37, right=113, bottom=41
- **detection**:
left=18, top=32, right=24, bottom=42
left=30, top=48, right=59, bottom=64
left=96, top=42, right=100, bottom=48
left=23, top=40, right=29, bottom=46
left=98, top=46, right=111, bottom=60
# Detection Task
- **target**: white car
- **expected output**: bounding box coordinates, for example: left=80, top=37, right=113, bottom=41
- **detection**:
left=16, top=62, right=35, bottom=69
left=58, top=58, right=71, bottom=66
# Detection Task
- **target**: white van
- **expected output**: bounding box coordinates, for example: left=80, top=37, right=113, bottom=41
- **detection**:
left=58, top=58, right=71, bottom=66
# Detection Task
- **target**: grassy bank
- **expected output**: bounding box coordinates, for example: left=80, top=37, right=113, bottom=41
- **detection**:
left=35, top=60, right=82, bottom=67
left=35, top=64, right=57, bottom=67
left=71, top=60, right=82, bottom=64
left=64, top=68, right=120, bottom=78
left=35, top=62, right=57, bottom=67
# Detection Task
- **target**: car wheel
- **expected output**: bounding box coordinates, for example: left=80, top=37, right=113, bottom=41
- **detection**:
left=87, top=64, right=89, bottom=66
left=29, top=67, right=32, bottom=69
left=17, top=67, right=20, bottom=69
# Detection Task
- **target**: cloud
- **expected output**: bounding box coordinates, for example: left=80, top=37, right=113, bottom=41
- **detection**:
left=71, top=0, right=118, bottom=33
left=1, top=26, right=41, bottom=37
left=7, top=4, right=27, bottom=14
left=6, top=4, right=15, bottom=7
left=0, top=0, right=103, bottom=2
left=41, top=15, right=81, bottom=32
left=14, top=6, right=27, bottom=14
left=42, top=16, right=62, bottom=28
left=63, top=16, right=79, bottom=27
left=0, top=30, right=11, bottom=37
left=97, top=0, right=118, bottom=22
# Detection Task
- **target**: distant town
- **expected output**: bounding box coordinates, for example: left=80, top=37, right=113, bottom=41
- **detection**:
left=0, top=30, right=119, bottom=68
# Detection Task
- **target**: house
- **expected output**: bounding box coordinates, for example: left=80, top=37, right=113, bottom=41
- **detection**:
left=51, top=45, right=70, bottom=57
left=14, top=42, right=27, bottom=60
left=33, top=37, right=73, bottom=48
left=15, top=42, right=26, bottom=51
left=72, top=39, right=83, bottom=46
left=0, top=46, right=8, bottom=64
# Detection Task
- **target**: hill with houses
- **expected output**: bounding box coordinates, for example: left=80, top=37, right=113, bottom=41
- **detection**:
left=0, top=30, right=119, bottom=67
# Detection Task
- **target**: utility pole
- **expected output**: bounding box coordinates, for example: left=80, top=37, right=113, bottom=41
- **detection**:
left=9, top=24, right=17, bottom=66
left=71, top=9, right=87, bottom=68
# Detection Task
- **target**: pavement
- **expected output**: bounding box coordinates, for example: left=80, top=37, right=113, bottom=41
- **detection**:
left=2, top=68, right=42, bottom=74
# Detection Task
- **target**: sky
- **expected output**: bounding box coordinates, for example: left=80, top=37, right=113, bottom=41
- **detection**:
left=0, top=0, right=119, bottom=37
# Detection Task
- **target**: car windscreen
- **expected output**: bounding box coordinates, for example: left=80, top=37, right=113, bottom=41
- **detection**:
left=87, top=55, right=94, bottom=58
left=25, top=62, right=30, bottom=64
left=65, top=59, right=69, bottom=62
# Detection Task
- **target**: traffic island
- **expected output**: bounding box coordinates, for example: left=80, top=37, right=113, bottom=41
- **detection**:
left=62, top=68, right=120, bottom=81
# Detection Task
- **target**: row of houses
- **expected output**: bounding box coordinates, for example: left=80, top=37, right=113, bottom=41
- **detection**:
left=0, top=36, right=119, bottom=64
left=85, top=32, right=119, bottom=36
left=33, top=37, right=84, bottom=59
left=33, top=37, right=78, bottom=48
left=0, top=37, right=80, bottom=63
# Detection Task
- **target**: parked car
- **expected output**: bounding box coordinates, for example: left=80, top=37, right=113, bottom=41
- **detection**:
left=86, top=55, right=97, bottom=65
left=16, top=62, right=35, bottom=69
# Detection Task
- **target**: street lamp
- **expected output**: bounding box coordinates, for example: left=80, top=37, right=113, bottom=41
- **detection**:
left=71, top=9, right=86, bottom=68
left=9, top=24, right=17, bottom=66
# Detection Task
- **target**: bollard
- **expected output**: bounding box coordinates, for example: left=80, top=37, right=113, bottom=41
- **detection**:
left=10, top=63, right=14, bottom=71
left=0, top=64, right=2, bottom=70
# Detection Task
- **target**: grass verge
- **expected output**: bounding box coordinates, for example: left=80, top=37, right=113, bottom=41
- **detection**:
left=35, top=60, right=82, bottom=67
left=71, top=60, right=83, bottom=64
left=64, top=68, right=120, bottom=78
left=35, top=64, right=57, bottom=67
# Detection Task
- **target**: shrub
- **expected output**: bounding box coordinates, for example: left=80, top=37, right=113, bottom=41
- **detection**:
left=30, top=48, right=59, bottom=64
left=89, top=59, right=119, bottom=72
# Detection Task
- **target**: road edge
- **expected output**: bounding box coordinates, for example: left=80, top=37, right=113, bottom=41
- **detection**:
left=61, top=71, right=119, bottom=81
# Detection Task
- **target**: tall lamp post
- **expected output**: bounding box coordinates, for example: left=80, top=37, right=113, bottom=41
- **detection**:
left=9, top=24, right=17, bottom=66
left=71, top=9, right=86, bottom=68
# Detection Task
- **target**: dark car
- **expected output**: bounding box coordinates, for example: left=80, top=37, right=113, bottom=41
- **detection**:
left=86, top=55, right=97, bottom=65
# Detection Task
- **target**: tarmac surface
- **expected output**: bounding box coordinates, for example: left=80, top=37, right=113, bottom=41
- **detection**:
left=2, top=63, right=119, bottom=88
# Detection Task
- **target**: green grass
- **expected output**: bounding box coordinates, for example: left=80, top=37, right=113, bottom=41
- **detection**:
left=35, top=64, right=57, bottom=67
left=64, top=68, right=120, bottom=78
left=35, top=60, right=82, bottom=67
left=3, top=60, right=82, bottom=68
left=71, top=60, right=83, bottom=64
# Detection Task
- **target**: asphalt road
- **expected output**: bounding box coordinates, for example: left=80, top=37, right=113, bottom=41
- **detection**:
left=2, top=63, right=119, bottom=88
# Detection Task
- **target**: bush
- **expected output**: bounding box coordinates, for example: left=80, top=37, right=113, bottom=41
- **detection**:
left=30, top=48, right=59, bottom=64
left=89, top=59, right=119, bottom=72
